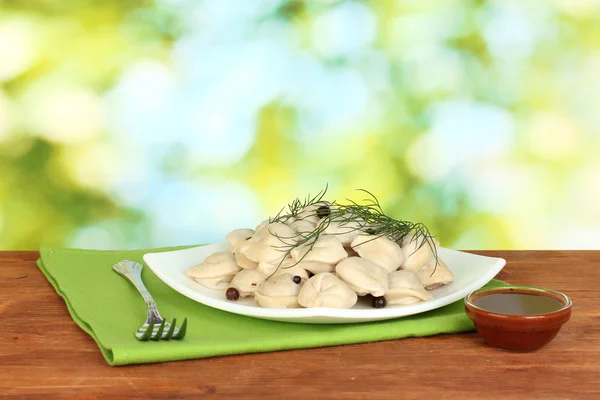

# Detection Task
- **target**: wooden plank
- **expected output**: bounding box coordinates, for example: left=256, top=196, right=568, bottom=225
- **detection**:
left=1, top=251, right=598, bottom=400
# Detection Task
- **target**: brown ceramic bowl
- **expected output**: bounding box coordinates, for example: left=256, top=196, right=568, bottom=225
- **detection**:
left=464, top=286, right=572, bottom=352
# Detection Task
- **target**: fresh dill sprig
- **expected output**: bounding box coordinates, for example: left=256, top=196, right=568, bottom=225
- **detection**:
left=265, top=217, right=334, bottom=279
left=265, top=186, right=439, bottom=277
left=270, top=184, right=329, bottom=224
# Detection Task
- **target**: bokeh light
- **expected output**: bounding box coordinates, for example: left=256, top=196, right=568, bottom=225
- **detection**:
left=0, top=0, right=599, bottom=250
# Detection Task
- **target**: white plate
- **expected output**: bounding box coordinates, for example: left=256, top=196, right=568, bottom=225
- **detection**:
left=143, top=243, right=506, bottom=324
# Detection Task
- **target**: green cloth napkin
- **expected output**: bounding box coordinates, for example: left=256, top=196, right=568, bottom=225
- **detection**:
left=36, top=246, right=506, bottom=366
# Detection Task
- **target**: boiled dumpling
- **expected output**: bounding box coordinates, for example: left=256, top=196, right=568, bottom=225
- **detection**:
left=385, top=270, right=433, bottom=305
left=400, top=234, right=437, bottom=272
left=234, top=251, right=258, bottom=269
left=231, top=239, right=258, bottom=269
left=258, top=255, right=291, bottom=277
left=239, top=222, right=297, bottom=264
left=323, top=213, right=365, bottom=245
left=350, top=234, right=404, bottom=273
left=228, top=269, right=266, bottom=297
left=289, top=219, right=317, bottom=235
left=225, top=228, right=255, bottom=252
left=335, top=257, right=388, bottom=297
left=416, top=258, right=454, bottom=290
left=254, top=273, right=304, bottom=308
left=297, top=260, right=335, bottom=274
left=261, top=259, right=334, bottom=276
left=186, top=251, right=241, bottom=290
left=254, top=219, right=271, bottom=233
left=258, top=257, right=309, bottom=280
left=273, top=263, right=309, bottom=280
left=290, top=235, right=348, bottom=264
left=295, top=202, right=331, bottom=225
left=298, top=272, right=357, bottom=309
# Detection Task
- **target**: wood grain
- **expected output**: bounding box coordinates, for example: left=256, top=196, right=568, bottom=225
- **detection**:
left=1, top=251, right=599, bottom=400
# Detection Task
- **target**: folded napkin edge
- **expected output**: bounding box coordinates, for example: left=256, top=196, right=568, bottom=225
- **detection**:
left=39, top=244, right=198, bottom=255
left=36, top=258, right=117, bottom=365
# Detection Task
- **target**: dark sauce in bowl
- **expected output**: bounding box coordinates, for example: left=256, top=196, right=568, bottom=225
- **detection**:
left=474, top=292, right=564, bottom=315
left=464, top=286, right=572, bottom=352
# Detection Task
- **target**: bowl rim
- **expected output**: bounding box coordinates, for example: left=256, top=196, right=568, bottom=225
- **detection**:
left=464, top=285, right=572, bottom=317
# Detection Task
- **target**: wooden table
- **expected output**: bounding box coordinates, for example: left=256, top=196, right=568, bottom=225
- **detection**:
left=1, top=251, right=599, bottom=399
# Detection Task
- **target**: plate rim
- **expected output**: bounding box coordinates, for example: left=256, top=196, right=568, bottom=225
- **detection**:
left=142, top=243, right=507, bottom=321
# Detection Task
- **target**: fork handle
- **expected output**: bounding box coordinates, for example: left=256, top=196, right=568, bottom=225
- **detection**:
left=113, top=260, right=162, bottom=323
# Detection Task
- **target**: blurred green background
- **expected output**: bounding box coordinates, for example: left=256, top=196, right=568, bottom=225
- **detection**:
left=1, top=0, right=599, bottom=250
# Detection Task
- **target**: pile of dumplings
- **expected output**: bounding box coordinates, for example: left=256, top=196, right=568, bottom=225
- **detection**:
left=186, top=203, right=454, bottom=309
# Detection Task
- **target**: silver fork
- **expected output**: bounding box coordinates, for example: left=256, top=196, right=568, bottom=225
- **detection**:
left=113, top=260, right=187, bottom=341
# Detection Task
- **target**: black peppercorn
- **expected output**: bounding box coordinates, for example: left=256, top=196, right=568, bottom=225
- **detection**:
left=316, top=205, right=330, bottom=218
left=372, top=296, right=387, bottom=308
left=226, top=287, right=240, bottom=301
left=293, top=275, right=302, bottom=284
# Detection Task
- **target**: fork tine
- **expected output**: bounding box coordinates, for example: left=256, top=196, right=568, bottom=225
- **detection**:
left=138, top=320, right=154, bottom=341
left=172, top=317, right=187, bottom=340
left=164, top=317, right=177, bottom=340
left=152, top=318, right=167, bottom=341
